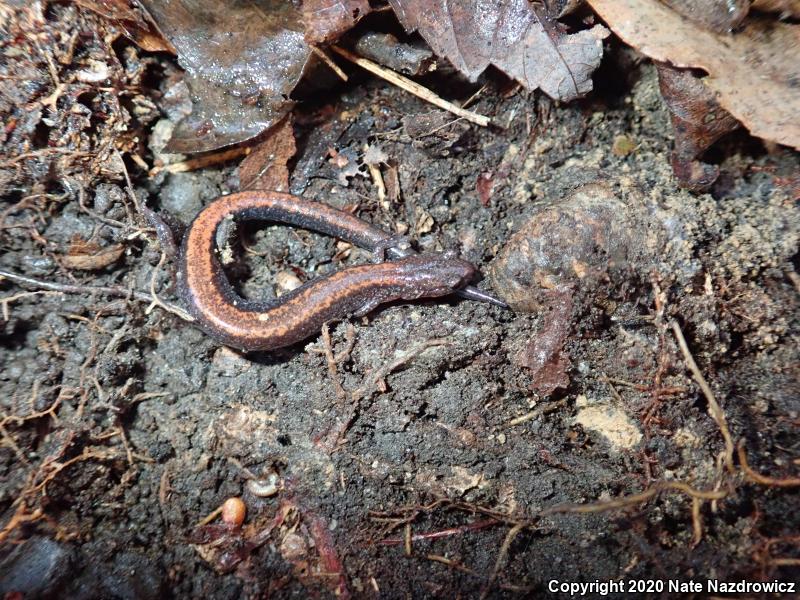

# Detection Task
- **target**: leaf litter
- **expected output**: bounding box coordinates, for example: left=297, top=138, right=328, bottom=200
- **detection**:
left=389, top=0, right=609, bottom=101
left=588, top=0, right=800, bottom=150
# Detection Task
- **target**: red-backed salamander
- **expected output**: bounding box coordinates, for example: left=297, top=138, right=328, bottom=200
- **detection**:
left=178, top=191, right=505, bottom=351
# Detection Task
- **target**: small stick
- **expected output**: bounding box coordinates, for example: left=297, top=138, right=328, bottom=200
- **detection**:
left=320, top=323, right=347, bottom=401
left=379, top=519, right=499, bottom=546
left=1, top=291, right=61, bottom=321
left=150, top=146, right=249, bottom=176
left=480, top=523, right=525, bottom=600
left=691, top=497, right=703, bottom=547
left=196, top=504, right=224, bottom=527
left=145, top=252, right=195, bottom=321
left=0, top=268, right=190, bottom=320
left=671, top=321, right=735, bottom=473
left=544, top=481, right=726, bottom=515
left=737, top=441, right=800, bottom=487
left=771, top=558, right=800, bottom=566
left=331, top=46, right=491, bottom=127
left=507, top=398, right=568, bottom=427
left=426, top=554, right=532, bottom=593
left=311, top=46, right=348, bottom=81
left=353, top=338, right=451, bottom=398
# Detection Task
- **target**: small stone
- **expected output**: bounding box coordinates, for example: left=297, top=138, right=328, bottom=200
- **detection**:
left=489, top=184, right=641, bottom=313
left=275, top=270, right=302, bottom=296
left=0, top=536, right=73, bottom=598
left=612, top=134, right=636, bottom=156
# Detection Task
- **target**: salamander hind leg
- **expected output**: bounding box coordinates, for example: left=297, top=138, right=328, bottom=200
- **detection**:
left=352, top=289, right=396, bottom=317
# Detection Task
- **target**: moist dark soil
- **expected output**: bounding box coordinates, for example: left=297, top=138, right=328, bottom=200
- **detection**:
left=1, top=4, right=798, bottom=600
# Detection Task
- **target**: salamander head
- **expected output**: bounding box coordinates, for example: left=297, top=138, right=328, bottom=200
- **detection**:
left=395, top=252, right=477, bottom=299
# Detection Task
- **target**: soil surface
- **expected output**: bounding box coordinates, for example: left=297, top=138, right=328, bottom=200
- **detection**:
left=1, top=4, right=798, bottom=599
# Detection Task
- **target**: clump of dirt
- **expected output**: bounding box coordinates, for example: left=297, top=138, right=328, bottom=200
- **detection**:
left=1, top=4, right=798, bottom=599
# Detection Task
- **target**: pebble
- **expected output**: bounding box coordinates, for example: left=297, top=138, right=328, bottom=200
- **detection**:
left=489, top=184, right=640, bottom=313
left=0, top=536, right=74, bottom=598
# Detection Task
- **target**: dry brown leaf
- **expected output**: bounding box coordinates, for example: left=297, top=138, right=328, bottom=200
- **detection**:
left=62, top=240, right=125, bottom=271
left=661, top=0, right=750, bottom=32
left=389, top=0, right=609, bottom=101
left=302, top=0, right=371, bottom=43
left=513, top=290, right=573, bottom=395
left=548, top=0, right=587, bottom=17
left=752, top=0, right=800, bottom=17
left=588, top=0, right=800, bottom=149
left=656, top=64, right=740, bottom=190
left=354, top=32, right=435, bottom=76
left=140, top=0, right=309, bottom=153
left=239, top=116, right=297, bottom=191
left=75, top=0, right=173, bottom=52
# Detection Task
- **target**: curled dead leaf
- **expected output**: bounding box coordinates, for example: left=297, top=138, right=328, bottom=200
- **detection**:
left=660, top=0, right=750, bottom=33
left=139, top=0, right=308, bottom=153
left=239, top=115, right=297, bottom=191
left=302, top=0, right=371, bottom=43
left=75, top=0, right=173, bottom=52
left=389, top=0, right=609, bottom=101
left=656, top=63, right=740, bottom=190
left=588, top=0, right=800, bottom=150
left=62, top=240, right=125, bottom=270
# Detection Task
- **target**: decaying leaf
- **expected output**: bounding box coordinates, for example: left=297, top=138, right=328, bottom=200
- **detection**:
left=660, top=0, right=750, bottom=32
left=75, top=0, right=173, bottom=51
left=514, top=290, right=573, bottom=395
left=139, top=0, right=309, bottom=153
left=302, top=0, right=371, bottom=43
left=62, top=240, right=125, bottom=270
left=389, top=0, right=609, bottom=101
left=239, top=116, right=297, bottom=191
left=546, top=0, right=587, bottom=17
left=752, top=0, right=800, bottom=17
left=354, top=32, right=435, bottom=76
left=588, top=0, right=800, bottom=150
left=656, top=63, right=740, bottom=190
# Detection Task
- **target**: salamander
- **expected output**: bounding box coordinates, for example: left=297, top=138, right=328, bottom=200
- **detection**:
left=177, top=191, right=489, bottom=351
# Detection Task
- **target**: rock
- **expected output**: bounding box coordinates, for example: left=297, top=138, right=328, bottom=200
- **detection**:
left=489, top=184, right=650, bottom=313
left=0, top=536, right=74, bottom=598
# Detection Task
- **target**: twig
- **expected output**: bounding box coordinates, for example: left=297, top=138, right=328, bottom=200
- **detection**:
left=378, top=519, right=499, bottom=546
left=311, top=45, right=348, bottom=81
left=0, top=507, right=44, bottom=544
left=425, top=555, right=531, bottom=593
left=116, top=149, right=140, bottom=220
left=601, top=374, right=625, bottom=404
left=353, top=338, right=452, bottom=398
left=150, top=146, right=249, bottom=176
left=320, top=323, right=347, bottom=401
left=330, top=46, right=491, bottom=127
left=480, top=523, right=525, bottom=600
left=77, top=185, right=129, bottom=229
left=737, top=441, right=800, bottom=487
left=145, top=252, right=195, bottom=321
left=365, top=144, right=387, bottom=207
left=691, top=497, right=703, bottom=547
left=671, top=320, right=735, bottom=473
left=0, top=268, right=191, bottom=321
left=507, top=398, right=568, bottom=427
left=333, top=324, right=356, bottom=363
left=1, top=291, right=61, bottom=321
left=544, top=481, right=727, bottom=515
left=196, top=504, right=225, bottom=527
